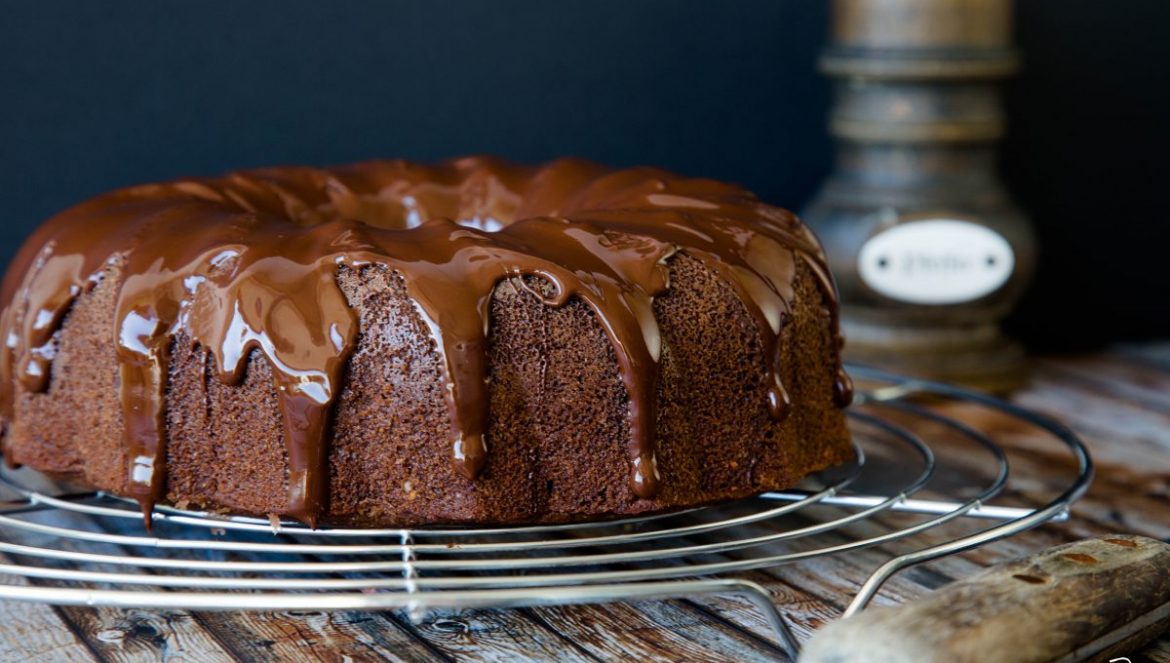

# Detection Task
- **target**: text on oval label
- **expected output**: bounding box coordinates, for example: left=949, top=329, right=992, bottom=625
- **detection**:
left=858, top=219, right=1015, bottom=305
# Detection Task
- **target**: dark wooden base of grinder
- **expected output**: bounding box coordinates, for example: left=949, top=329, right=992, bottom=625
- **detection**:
left=841, top=312, right=1028, bottom=393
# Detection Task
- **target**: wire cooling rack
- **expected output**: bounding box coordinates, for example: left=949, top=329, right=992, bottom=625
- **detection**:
left=0, top=365, right=1091, bottom=659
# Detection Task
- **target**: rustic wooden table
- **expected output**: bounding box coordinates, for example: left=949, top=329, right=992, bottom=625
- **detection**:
left=2, top=344, right=1169, bottom=663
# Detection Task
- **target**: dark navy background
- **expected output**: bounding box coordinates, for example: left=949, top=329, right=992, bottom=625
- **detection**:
left=2, top=1, right=1167, bottom=347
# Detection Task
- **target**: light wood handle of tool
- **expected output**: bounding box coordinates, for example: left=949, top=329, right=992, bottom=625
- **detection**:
left=800, top=535, right=1170, bottom=663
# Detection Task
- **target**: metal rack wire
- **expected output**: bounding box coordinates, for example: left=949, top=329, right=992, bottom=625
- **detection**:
left=0, top=365, right=1092, bottom=659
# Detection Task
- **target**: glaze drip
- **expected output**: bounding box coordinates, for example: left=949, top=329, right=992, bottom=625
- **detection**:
left=0, top=157, right=849, bottom=526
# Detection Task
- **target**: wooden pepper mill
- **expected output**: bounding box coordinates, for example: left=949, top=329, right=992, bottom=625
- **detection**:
left=803, top=0, right=1034, bottom=392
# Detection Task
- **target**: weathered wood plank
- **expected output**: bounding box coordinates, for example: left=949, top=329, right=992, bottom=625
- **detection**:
left=1112, top=342, right=1170, bottom=375
left=1022, top=373, right=1170, bottom=455
left=1, top=510, right=241, bottom=663
left=544, top=511, right=869, bottom=652
left=1039, top=355, right=1170, bottom=411
left=545, top=523, right=856, bottom=651
left=92, top=516, right=448, bottom=663
left=188, top=609, right=441, bottom=663
left=528, top=600, right=783, bottom=663
left=396, top=608, right=596, bottom=663
left=292, top=527, right=700, bottom=662
left=0, top=477, right=244, bottom=663
left=557, top=513, right=947, bottom=652
left=58, top=608, right=237, bottom=663
left=0, top=558, right=102, bottom=663
left=385, top=560, right=785, bottom=661
left=302, top=528, right=784, bottom=660
left=97, top=515, right=612, bottom=662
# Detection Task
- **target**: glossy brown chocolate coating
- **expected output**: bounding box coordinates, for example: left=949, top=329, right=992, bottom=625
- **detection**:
left=0, top=157, right=850, bottom=527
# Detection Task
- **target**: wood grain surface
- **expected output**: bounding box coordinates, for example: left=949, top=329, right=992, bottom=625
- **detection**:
left=1, top=343, right=1168, bottom=662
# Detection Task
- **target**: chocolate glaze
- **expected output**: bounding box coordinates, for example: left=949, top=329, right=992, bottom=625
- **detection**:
left=0, top=157, right=851, bottom=527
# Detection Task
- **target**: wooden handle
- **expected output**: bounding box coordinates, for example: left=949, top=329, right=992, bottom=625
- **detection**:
left=800, top=535, right=1170, bottom=663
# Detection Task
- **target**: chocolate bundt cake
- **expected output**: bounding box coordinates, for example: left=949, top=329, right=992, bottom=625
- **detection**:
left=0, top=157, right=852, bottom=528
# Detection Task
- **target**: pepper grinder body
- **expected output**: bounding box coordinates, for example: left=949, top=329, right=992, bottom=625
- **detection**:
left=803, top=0, right=1035, bottom=391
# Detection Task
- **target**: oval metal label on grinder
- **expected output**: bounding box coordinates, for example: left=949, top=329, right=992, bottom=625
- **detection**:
left=858, top=219, right=1015, bottom=305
